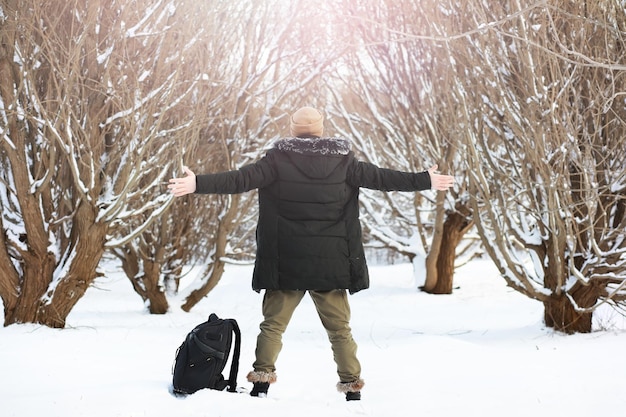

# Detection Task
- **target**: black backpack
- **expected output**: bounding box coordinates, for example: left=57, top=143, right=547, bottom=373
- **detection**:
left=172, top=313, right=241, bottom=395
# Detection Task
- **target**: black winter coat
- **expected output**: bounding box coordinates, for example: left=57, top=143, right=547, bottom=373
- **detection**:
left=195, top=137, right=431, bottom=294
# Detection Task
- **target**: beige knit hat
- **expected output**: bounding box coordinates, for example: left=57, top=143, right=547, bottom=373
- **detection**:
left=290, top=107, right=324, bottom=137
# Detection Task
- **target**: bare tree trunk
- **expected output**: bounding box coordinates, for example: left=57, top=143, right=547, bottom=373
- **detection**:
left=429, top=208, right=474, bottom=294
left=140, top=256, right=169, bottom=315
left=423, top=193, right=446, bottom=293
left=543, top=286, right=596, bottom=334
left=5, top=203, right=107, bottom=328
left=5, top=253, right=56, bottom=325
left=181, top=195, right=241, bottom=311
left=117, top=244, right=169, bottom=315
left=423, top=139, right=473, bottom=294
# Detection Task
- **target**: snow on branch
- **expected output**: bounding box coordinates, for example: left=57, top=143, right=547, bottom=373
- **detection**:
left=101, top=72, right=176, bottom=127
left=105, top=193, right=174, bottom=248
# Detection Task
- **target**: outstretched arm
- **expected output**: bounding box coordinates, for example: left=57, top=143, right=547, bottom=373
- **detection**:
left=427, top=165, right=455, bottom=191
left=168, top=166, right=196, bottom=197
left=349, top=160, right=455, bottom=192
left=168, top=155, right=277, bottom=196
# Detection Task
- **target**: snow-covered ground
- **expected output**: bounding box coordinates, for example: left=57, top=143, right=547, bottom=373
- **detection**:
left=1, top=259, right=625, bottom=417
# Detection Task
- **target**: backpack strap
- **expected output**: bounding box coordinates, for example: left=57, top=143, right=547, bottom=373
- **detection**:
left=226, top=319, right=241, bottom=393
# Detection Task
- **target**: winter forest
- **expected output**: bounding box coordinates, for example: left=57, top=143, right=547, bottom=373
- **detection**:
left=0, top=0, right=625, bottom=335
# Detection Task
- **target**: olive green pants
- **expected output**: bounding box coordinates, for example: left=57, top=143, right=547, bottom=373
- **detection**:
left=253, top=289, right=361, bottom=383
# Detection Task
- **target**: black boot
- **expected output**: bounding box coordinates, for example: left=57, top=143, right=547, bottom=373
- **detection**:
left=250, top=382, right=270, bottom=397
left=337, top=378, right=364, bottom=401
left=346, top=391, right=361, bottom=401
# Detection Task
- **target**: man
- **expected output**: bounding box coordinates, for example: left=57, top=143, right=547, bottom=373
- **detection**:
left=168, top=107, right=455, bottom=401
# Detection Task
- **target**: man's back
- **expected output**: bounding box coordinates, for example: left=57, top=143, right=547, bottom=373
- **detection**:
left=255, top=137, right=361, bottom=292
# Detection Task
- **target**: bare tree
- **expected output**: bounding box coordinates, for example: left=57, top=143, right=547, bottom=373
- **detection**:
left=0, top=0, right=211, bottom=327
left=121, top=0, right=353, bottom=312
left=106, top=1, right=245, bottom=314
left=326, top=0, right=475, bottom=293
left=452, top=0, right=626, bottom=332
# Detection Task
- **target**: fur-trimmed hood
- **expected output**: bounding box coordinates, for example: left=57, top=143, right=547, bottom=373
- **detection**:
left=275, top=137, right=351, bottom=156
left=273, top=137, right=352, bottom=179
